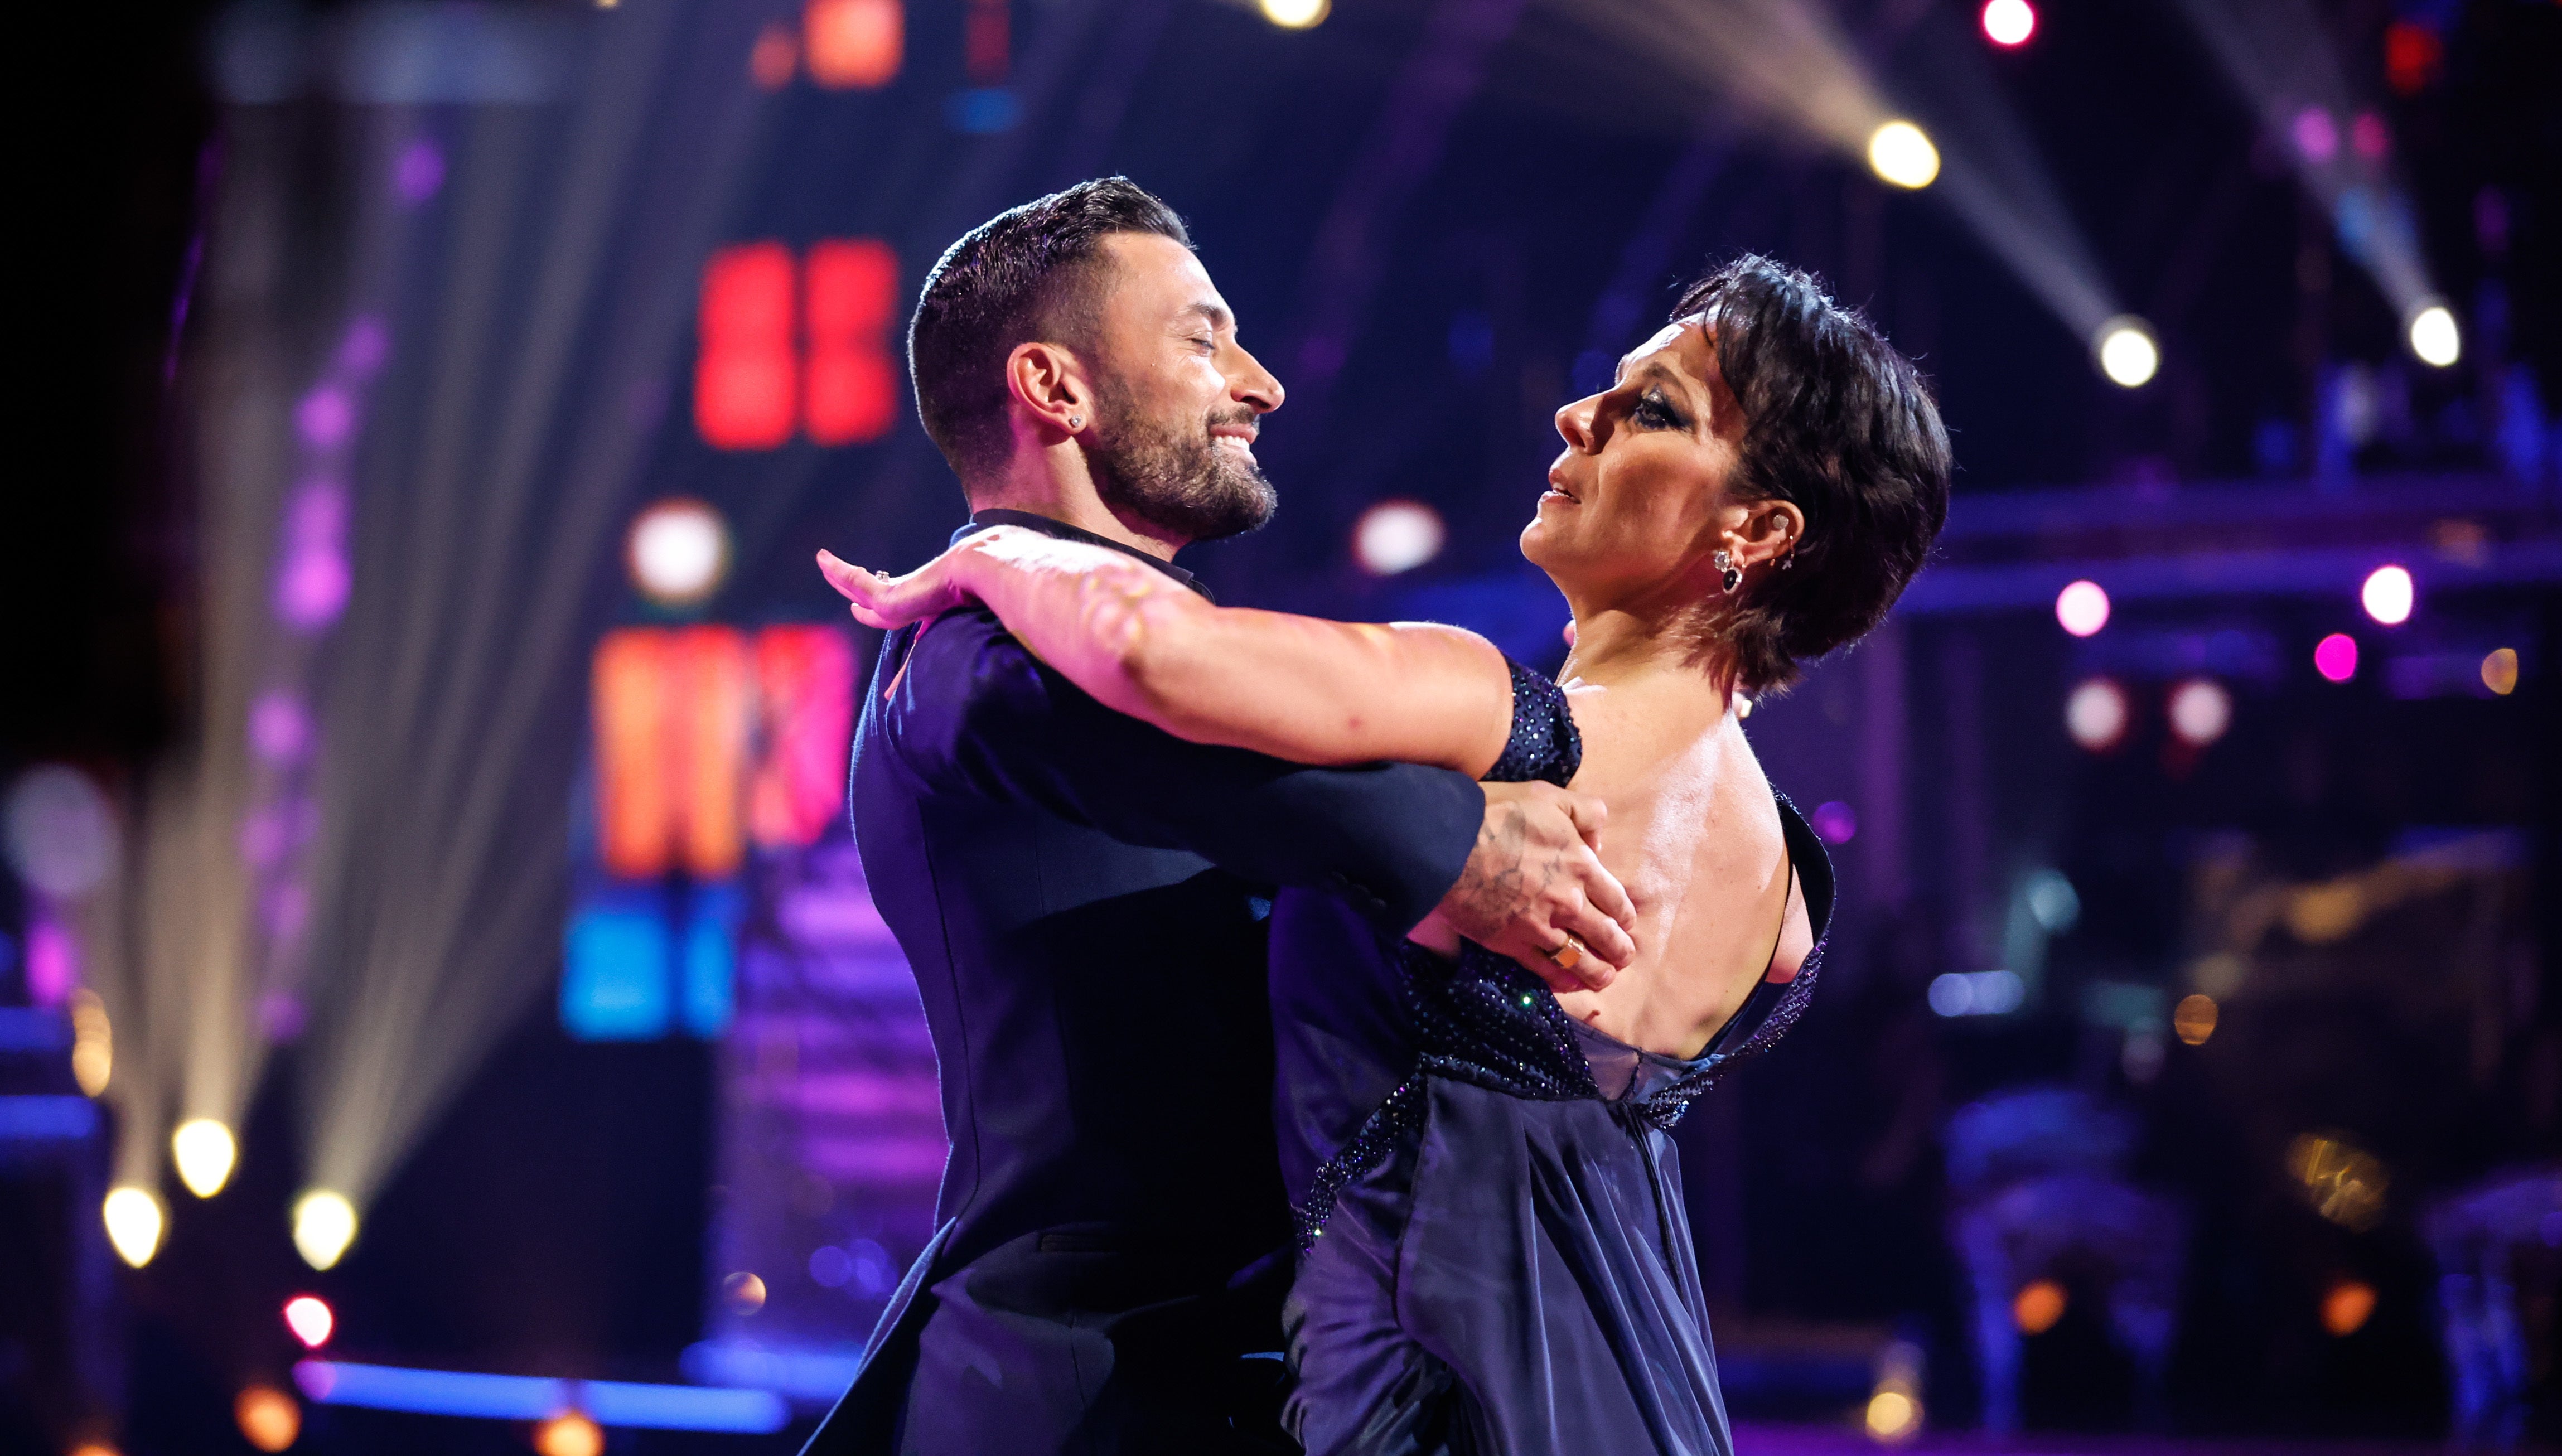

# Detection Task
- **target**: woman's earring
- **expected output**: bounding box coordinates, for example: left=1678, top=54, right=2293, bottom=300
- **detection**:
left=1714, top=549, right=1742, bottom=595
left=1067, top=415, right=1082, bottom=429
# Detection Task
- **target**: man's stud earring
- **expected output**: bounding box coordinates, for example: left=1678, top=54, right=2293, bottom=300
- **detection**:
left=1714, top=549, right=1742, bottom=595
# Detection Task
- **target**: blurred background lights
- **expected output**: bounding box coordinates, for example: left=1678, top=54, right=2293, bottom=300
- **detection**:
left=2314, top=633, right=2359, bottom=683
left=2173, top=993, right=2219, bottom=1046
left=284, top=1294, right=336, bottom=1348
left=1260, top=0, right=1330, bottom=27
left=627, top=498, right=731, bottom=608
left=2013, top=1278, right=2068, bottom=1335
left=235, top=1386, right=301, bottom=1453
left=2055, top=579, right=2110, bottom=637
left=2407, top=302, right=2461, bottom=367
left=70, top=989, right=112, bottom=1095
left=1864, top=1339, right=1925, bottom=1442
left=1866, top=122, right=1940, bottom=190
left=1864, top=1387, right=1921, bottom=1442
left=2323, top=1278, right=2379, bottom=1337
left=2094, top=317, right=2160, bottom=388
left=103, top=1187, right=165, bottom=1268
left=1980, top=0, right=2036, bottom=46
left=1352, top=500, right=1446, bottom=577
left=2065, top=677, right=2130, bottom=752
left=2023, top=869, right=2080, bottom=933
left=1810, top=800, right=1858, bottom=845
left=2166, top=678, right=2232, bottom=747
left=2481, top=647, right=2518, bottom=695
left=721, top=1270, right=767, bottom=1313
left=535, top=1411, right=606, bottom=1456
left=1928, top=969, right=2026, bottom=1017
left=69, top=1444, right=119, bottom=1456
left=2360, top=564, right=2414, bottom=625
left=2288, top=1132, right=2389, bottom=1231
left=293, top=1191, right=359, bottom=1270
left=4, top=763, right=119, bottom=901
left=171, top=1118, right=239, bottom=1198
left=803, top=0, right=903, bottom=90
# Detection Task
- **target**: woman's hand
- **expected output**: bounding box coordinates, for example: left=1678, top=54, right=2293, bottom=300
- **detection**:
left=817, top=544, right=977, bottom=629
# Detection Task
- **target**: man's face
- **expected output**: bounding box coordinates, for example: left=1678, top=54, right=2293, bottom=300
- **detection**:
left=1080, top=233, right=1284, bottom=543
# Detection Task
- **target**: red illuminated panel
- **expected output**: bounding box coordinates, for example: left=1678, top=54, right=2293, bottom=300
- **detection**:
left=697, top=244, right=798, bottom=451
left=2383, top=21, right=2440, bottom=96
left=750, top=626, right=857, bottom=849
left=805, top=240, right=900, bottom=447
left=965, top=0, right=1009, bottom=86
left=805, top=0, right=902, bottom=89
left=596, top=630, right=676, bottom=878
left=671, top=626, right=751, bottom=878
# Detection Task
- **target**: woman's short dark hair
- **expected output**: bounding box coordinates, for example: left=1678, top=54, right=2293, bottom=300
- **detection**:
left=1674, top=255, right=1951, bottom=693
left=910, top=178, right=1192, bottom=482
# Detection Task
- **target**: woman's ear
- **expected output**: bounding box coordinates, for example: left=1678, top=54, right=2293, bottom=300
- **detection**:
left=1006, top=340, right=1093, bottom=440
left=1735, top=501, right=1804, bottom=570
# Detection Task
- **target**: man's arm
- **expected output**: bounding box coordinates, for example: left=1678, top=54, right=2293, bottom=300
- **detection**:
left=885, top=611, right=1634, bottom=984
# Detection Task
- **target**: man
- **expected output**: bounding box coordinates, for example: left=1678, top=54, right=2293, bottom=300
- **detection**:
left=806, top=179, right=1635, bottom=1455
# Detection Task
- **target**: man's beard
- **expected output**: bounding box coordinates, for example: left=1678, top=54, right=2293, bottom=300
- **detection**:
left=1085, top=380, right=1278, bottom=544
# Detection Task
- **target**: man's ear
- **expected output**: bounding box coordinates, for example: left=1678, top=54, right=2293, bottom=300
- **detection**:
left=1005, top=340, right=1094, bottom=440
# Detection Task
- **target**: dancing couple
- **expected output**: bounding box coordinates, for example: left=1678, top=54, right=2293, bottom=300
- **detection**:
left=804, top=179, right=1948, bottom=1456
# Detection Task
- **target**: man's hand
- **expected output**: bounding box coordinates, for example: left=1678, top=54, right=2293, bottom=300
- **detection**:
left=1433, top=781, right=1637, bottom=994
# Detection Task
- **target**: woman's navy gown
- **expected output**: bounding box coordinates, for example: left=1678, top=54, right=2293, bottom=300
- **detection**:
left=1265, top=661, right=1835, bottom=1455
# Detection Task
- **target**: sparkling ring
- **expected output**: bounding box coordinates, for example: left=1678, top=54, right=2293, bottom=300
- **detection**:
left=1540, top=932, right=1585, bottom=973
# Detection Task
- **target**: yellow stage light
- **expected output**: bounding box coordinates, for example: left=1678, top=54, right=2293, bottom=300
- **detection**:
left=2408, top=303, right=2459, bottom=367
left=2095, top=317, right=2160, bottom=387
left=103, top=1187, right=165, bottom=1268
left=1261, top=0, right=1330, bottom=27
left=172, top=1119, right=238, bottom=1198
left=1867, top=122, right=1940, bottom=189
left=235, top=1386, right=301, bottom=1453
left=293, top=1191, right=359, bottom=1270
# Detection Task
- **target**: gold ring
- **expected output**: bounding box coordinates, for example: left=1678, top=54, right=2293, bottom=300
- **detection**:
left=1541, top=932, right=1585, bottom=972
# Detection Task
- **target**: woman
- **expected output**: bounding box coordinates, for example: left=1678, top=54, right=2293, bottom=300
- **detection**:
left=821, top=255, right=1949, bottom=1453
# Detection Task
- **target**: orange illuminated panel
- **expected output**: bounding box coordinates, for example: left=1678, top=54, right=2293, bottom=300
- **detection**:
left=750, top=626, right=857, bottom=849
left=804, top=240, right=900, bottom=447
left=805, top=0, right=902, bottom=89
left=596, top=630, right=675, bottom=878
left=671, top=626, right=751, bottom=878
left=697, top=244, right=797, bottom=450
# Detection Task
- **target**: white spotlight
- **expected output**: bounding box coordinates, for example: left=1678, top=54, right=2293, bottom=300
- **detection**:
left=626, top=498, right=731, bottom=608
left=2094, top=317, right=2159, bottom=388
left=1981, top=0, right=2035, bottom=46
left=293, top=1191, right=359, bottom=1270
left=104, top=1186, right=166, bottom=1268
left=2407, top=303, right=2460, bottom=367
left=2055, top=579, right=2110, bottom=637
left=2361, top=564, right=2414, bottom=626
left=171, top=1119, right=239, bottom=1199
left=1867, top=122, right=1940, bottom=190
left=1260, top=0, right=1329, bottom=26
left=2065, top=676, right=2130, bottom=752
left=2166, top=678, right=2232, bottom=747
left=1353, top=500, right=1446, bottom=576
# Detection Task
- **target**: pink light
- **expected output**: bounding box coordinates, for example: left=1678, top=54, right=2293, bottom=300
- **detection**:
left=2360, top=564, right=2414, bottom=625
left=2055, top=579, right=2110, bottom=637
left=2292, top=107, right=2338, bottom=164
left=1981, top=0, right=2035, bottom=46
left=250, top=691, right=312, bottom=765
left=395, top=140, right=445, bottom=204
left=2314, top=633, right=2359, bottom=683
left=338, top=317, right=389, bottom=378
left=296, top=388, right=354, bottom=450
left=25, top=920, right=74, bottom=1007
left=1810, top=801, right=1858, bottom=844
left=2351, top=112, right=2389, bottom=160
left=284, top=1295, right=335, bottom=1348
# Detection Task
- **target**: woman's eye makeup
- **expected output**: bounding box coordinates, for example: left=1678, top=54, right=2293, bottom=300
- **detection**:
left=1631, top=390, right=1685, bottom=429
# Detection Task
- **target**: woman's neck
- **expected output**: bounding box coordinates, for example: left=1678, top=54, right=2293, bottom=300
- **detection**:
left=1560, top=603, right=1742, bottom=707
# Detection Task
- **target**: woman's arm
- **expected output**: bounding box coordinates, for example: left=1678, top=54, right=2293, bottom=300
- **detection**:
left=819, top=527, right=1516, bottom=776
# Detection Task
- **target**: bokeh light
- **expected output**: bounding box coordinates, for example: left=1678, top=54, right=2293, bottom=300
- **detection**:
left=2322, top=1279, right=2378, bottom=1337
left=2173, top=993, right=2218, bottom=1046
left=2314, top=633, right=2359, bottom=683
left=1811, top=801, right=1858, bottom=845
left=2407, top=303, right=2461, bottom=367
left=1866, top=122, right=1940, bottom=189
left=1260, top=0, right=1330, bottom=27
left=1353, top=500, right=1446, bottom=577
left=235, top=1386, right=301, bottom=1453
left=1865, top=1387, right=1922, bottom=1441
left=2065, top=677, right=2130, bottom=752
left=535, top=1412, right=606, bottom=1456
left=2166, top=678, right=2232, bottom=747
left=103, top=1187, right=165, bottom=1268
left=293, top=1191, right=359, bottom=1270
left=2024, top=869, right=2080, bottom=933
left=2481, top=647, right=2518, bottom=695
left=2094, top=317, right=2159, bottom=387
left=627, top=499, right=732, bottom=608
left=1980, top=0, right=2035, bottom=46
left=2013, top=1279, right=2068, bottom=1334
left=285, top=1295, right=336, bottom=1348
left=70, top=988, right=112, bottom=1095
left=3, top=763, right=120, bottom=901
left=2055, top=579, right=2110, bottom=637
left=2360, top=564, right=2414, bottom=626
left=722, top=1270, right=768, bottom=1313
left=803, top=0, right=902, bottom=89
left=172, top=1119, right=239, bottom=1199
left=2288, top=1133, right=2389, bottom=1231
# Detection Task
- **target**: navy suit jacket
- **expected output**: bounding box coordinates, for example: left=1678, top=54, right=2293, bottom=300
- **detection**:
left=805, top=512, right=1485, bottom=1455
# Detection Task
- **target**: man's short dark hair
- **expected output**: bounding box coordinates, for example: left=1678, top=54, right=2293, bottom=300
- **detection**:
left=1674, top=255, right=1952, bottom=693
left=909, top=178, right=1192, bottom=482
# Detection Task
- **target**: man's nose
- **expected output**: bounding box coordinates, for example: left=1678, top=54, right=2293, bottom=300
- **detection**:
left=1229, top=344, right=1285, bottom=414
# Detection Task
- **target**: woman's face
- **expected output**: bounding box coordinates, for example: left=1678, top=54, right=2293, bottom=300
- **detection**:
left=1522, top=319, right=1756, bottom=612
